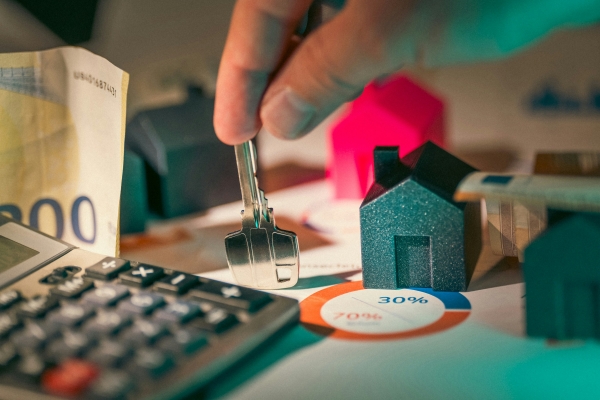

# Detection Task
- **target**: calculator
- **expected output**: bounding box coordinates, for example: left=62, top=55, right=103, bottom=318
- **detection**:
left=0, top=215, right=299, bottom=399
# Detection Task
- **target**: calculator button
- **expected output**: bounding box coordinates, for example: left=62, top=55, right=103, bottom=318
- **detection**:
left=47, top=303, right=96, bottom=327
left=119, top=264, right=164, bottom=287
left=154, top=272, right=199, bottom=295
left=85, top=257, right=131, bottom=281
left=121, top=319, right=168, bottom=347
left=189, top=308, right=238, bottom=334
left=154, top=300, right=202, bottom=324
left=42, top=359, right=99, bottom=397
left=82, top=284, right=130, bottom=307
left=86, top=340, right=132, bottom=368
left=189, top=281, right=271, bottom=312
left=0, top=290, right=22, bottom=310
left=10, top=320, right=61, bottom=352
left=50, top=277, right=95, bottom=298
left=129, top=348, right=174, bottom=378
left=0, top=342, right=17, bottom=367
left=0, top=313, right=22, bottom=339
left=17, top=295, right=59, bottom=318
left=117, top=292, right=165, bottom=316
left=158, top=328, right=208, bottom=356
left=45, top=331, right=93, bottom=363
left=15, top=353, right=48, bottom=379
left=83, top=311, right=132, bottom=338
left=88, top=370, right=134, bottom=400
left=39, top=266, right=81, bottom=285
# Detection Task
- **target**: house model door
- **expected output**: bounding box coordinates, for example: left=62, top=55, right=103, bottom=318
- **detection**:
left=394, top=235, right=432, bottom=288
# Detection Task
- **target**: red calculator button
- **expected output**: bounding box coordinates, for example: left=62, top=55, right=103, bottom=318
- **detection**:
left=42, top=359, right=99, bottom=396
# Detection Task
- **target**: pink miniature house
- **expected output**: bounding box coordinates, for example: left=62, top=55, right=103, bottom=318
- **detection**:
left=328, top=74, right=445, bottom=199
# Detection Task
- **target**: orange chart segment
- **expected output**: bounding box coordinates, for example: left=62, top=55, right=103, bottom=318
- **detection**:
left=300, top=281, right=471, bottom=341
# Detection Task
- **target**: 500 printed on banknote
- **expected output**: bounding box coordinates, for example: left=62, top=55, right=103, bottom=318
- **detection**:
left=0, top=47, right=129, bottom=256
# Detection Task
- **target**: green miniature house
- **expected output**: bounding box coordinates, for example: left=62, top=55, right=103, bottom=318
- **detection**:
left=360, top=143, right=481, bottom=292
left=524, top=212, right=600, bottom=340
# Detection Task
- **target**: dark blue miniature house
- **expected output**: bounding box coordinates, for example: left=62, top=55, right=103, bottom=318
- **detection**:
left=524, top=212, right=600, bottom=340
left=360, top=142, right=480, bottom=292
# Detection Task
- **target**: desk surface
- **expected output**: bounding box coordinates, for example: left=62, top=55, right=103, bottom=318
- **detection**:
left=123, top=180, right=599, bottom=400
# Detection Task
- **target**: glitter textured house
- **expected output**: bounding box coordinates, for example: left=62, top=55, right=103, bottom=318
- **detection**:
left=360, top=142, right=480, bottom=292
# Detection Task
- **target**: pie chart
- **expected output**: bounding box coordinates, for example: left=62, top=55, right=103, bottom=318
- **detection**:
left=301, top=281, right=471, bottom=340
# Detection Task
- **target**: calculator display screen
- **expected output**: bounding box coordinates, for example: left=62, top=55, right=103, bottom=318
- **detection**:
left=0, top=235, right=40, bottom=273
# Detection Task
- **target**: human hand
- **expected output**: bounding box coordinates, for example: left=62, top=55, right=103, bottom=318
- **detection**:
left=214, top=0, right=416, bottom=145
left=214, top=0, right=599, bottom=145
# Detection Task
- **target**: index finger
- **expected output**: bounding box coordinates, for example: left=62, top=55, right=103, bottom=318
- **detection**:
left=214, top=0, right=313, bottom=145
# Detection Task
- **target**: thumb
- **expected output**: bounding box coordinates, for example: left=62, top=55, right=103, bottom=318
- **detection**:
left=259, top=0, right=415, bottom=140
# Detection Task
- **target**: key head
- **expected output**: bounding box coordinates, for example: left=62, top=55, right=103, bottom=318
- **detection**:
left=224, top=223, right=299, bottom=289
left=270, top=228, right=300, bottom=288
left=224, top=230, right=254, bottom=287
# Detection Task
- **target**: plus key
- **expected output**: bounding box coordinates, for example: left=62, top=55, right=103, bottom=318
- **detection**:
left=86, top=257, right=131, bottom=281
left=119, top=264, right=164, bottom=287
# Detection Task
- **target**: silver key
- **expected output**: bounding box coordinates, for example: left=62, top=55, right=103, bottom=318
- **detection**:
left=225, top=141, right=299, bottom=289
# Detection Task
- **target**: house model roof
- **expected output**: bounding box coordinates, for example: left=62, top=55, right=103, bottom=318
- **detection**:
left=125, top=86, right=217, bottom=174
left=362, top=142, right=477, bottom=207
left=330, top=75, right=445, bottom=152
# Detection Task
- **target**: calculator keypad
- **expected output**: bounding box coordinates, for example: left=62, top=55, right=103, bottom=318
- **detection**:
left=0, top=254, right=289, bottom=400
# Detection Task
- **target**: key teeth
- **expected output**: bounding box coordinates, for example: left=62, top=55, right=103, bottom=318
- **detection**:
left=259, top=190, right=269, bottom=221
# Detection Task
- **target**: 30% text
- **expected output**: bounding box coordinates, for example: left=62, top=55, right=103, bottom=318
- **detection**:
left=378, top=296, right=428, bottom=304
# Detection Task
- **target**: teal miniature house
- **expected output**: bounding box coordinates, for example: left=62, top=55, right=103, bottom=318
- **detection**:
left=360, top=142, right=481, bottom=292
left=524, top=212, right=600, bottom=340
left=120, top=150, right=148, bottom=234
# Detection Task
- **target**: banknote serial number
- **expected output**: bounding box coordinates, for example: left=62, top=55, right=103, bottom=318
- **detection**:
left=73, top=71, right=117, bottom=97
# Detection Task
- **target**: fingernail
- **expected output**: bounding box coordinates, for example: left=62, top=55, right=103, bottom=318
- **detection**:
left=261, top=87, right=316, bottom=139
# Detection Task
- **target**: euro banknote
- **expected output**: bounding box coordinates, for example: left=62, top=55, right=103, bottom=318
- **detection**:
left=454, top=172, right=600, bottom=213
left=455, top=171, right=600, bottom=259
left=485, top=199, right=546, bottom=260
left=0, top=47, right=129, bottom=256
left=535, top=152, right=600, bottom=177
